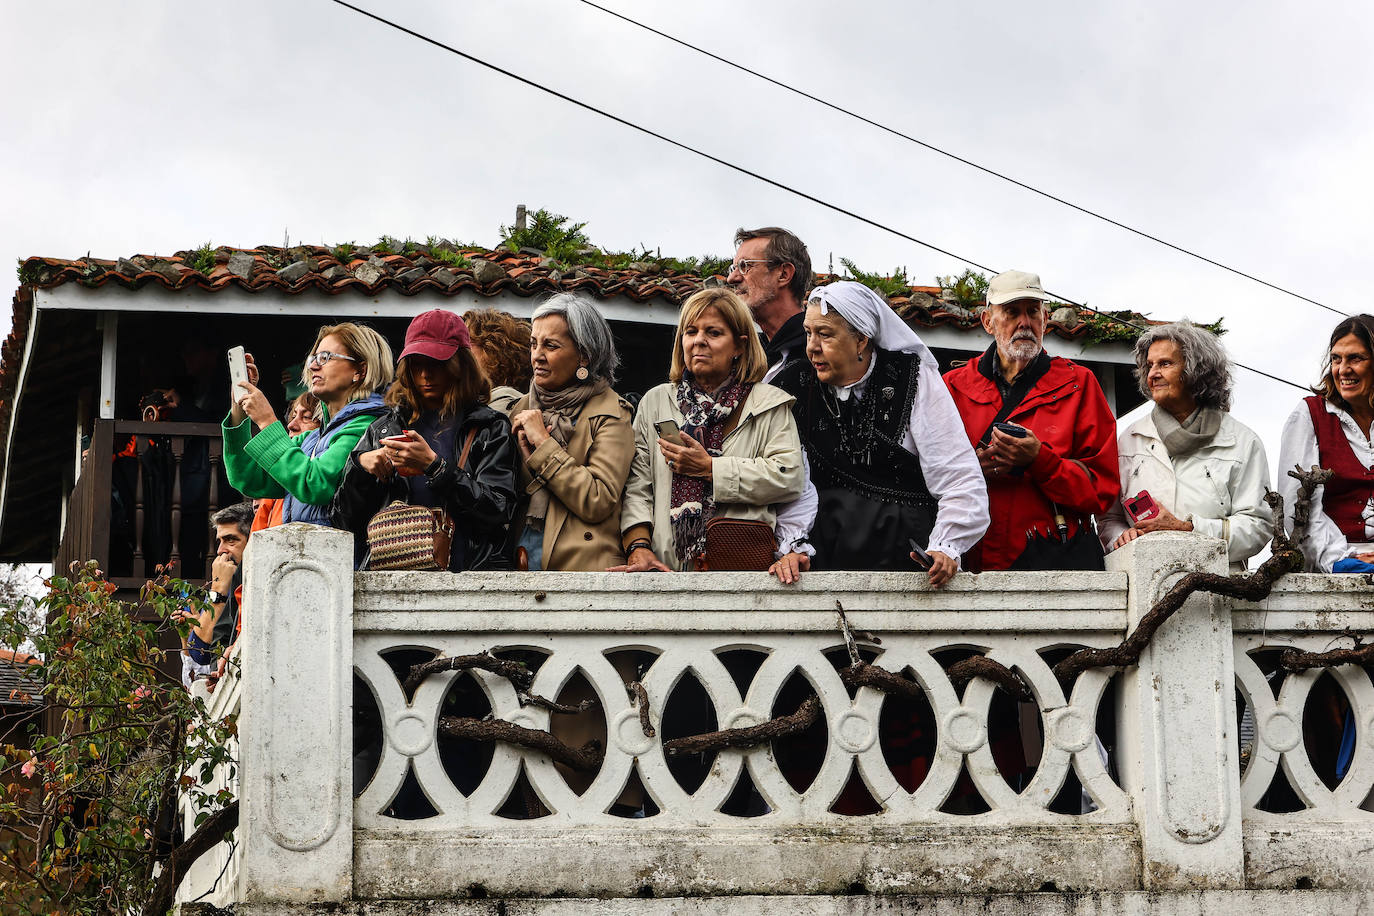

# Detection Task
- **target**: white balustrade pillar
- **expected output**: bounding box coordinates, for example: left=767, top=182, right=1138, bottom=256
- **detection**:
left=1111, top=531, right=1244, bottom=888
left=238, top=524, right=355, bottom=903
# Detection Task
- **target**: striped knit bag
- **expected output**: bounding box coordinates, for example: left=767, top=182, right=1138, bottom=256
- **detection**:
left=366, top=502, right=450, bottom=571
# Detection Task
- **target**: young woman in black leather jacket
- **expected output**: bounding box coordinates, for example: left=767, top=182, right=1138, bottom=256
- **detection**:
left=330, top=310, right=518, bottom=570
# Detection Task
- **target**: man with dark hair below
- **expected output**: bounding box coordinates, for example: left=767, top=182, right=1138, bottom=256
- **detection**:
left=942, top=270, right=1120, bottom=571
left=174, top=501, right=253, bottom=688
left=728, top=226, right=817, bottom=580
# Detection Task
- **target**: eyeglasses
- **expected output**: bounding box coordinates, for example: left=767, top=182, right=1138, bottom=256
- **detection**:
left=306, top=351, right=358, bottom=367
left=727, top=259, right=776, bottom=276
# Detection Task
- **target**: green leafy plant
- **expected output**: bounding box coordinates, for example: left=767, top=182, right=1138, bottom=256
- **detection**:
left=499, top=209, right=593, bottom=262
left=373, top=235, right=400, bottom=256
left=0, top=562, right=238, bottom=915
left=330, top=241, right=357, bottom=263
left=840, top=258, right=910, bottom=298
left=429, top=248, right=472, bottom=270
left=182, top=244, right=216, bottom=276
left=936, top=268, right=990, bottom=309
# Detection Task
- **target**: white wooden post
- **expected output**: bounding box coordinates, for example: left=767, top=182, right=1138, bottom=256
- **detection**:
left=1111, top=531, right=1244, bottom=888
left=238, top=524, right=355, bottom=903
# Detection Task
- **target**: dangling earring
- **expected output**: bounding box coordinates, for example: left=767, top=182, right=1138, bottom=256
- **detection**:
left=576, top=366, right=589, bottom=381
left=857, top=350, right=865, bottom=363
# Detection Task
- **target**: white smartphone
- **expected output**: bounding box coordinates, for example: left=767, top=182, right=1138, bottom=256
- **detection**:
left=228, top=346, right=249, bottom=391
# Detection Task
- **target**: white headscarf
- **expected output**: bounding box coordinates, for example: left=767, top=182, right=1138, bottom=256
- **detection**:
left=808, top=280, right=937, bottom=365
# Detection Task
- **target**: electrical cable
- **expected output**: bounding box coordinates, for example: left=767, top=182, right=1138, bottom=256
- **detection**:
left=326, top=0, right=1313, bottom=392
left=571, top=0, right=1349, bottom=322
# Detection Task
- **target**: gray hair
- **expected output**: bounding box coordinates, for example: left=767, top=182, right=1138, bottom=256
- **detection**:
left=1133, top=321, right=1232, bottom=412
left=211, top=501, right=255, bottom=538
left=531, top=293, right=620, bottom=384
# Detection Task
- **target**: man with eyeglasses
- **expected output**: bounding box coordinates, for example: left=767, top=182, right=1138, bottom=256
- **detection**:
left=725, top=227, right=817, bottom=583
left=728, top=227, right=813, bottom=383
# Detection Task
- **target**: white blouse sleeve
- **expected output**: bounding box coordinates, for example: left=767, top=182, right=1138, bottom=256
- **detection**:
left=907, top=359, right=989, bottom=562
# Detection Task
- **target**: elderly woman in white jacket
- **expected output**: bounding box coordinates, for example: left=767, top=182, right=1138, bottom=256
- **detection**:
left=1099, top=321, right=1271, bottom=571
left=614, top=287, right=806, bottom=572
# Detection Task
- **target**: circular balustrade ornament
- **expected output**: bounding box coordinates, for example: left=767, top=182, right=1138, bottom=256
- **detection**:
left=389, top=713, right=433, bottom=757
left=1261, top=710, right=1302, bottom=753
left=834, top=709, right=876, bottom=754
left=942, top=707, right=987, bottom=754
left=724, top=707, right=762, bottom=730
left=1046, top=707, right=1094, bottom=753
left=612, top=708, right=656, bottom=756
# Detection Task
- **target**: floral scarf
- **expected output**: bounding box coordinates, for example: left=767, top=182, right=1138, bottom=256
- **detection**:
left=669, top=374, right=751, bottom=564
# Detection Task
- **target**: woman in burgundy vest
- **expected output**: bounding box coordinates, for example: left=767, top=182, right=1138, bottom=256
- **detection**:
left=1278, top=314, right=1374, bottom=572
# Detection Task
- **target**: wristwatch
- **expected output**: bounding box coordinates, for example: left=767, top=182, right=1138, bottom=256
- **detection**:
left=206, top=589, right=228, bottom=604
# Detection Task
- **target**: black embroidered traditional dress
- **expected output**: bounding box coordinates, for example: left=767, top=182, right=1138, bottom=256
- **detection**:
left=775, top=349, right=937, bottom=569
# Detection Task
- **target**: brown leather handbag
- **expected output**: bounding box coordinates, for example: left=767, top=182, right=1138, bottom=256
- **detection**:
left=694, top=517, right=776, bottom=572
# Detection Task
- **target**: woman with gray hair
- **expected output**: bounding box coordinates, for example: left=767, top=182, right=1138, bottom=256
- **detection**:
left=509, top=293, right=635, bottom=570
left=1099, top=321, right=1270, bottom=570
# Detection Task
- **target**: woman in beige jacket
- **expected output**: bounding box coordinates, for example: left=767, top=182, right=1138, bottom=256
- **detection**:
left=615, top=287, right=806, bottom=572
left=509, top=294, right=635, bottom=571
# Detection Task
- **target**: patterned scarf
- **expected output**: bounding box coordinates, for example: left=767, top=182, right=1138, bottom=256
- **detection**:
left=669, top=374, right=751, bottom=565
left=524, top=377, right=608, bottom=526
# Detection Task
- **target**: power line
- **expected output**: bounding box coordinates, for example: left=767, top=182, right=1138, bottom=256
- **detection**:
left=326, top=0, right=1311, bottom=393
left=571, top=0, right=1349, bottom=322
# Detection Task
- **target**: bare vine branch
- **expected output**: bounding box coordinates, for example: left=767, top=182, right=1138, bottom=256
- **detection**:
left=663, top=695, right=821, bottom=758
left=627, top=681, right=655, bottom=738
left=437, top=716, right=604, bottom=772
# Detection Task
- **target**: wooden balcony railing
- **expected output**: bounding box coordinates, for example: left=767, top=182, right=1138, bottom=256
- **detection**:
left=56, top=418, right=232, bottom=594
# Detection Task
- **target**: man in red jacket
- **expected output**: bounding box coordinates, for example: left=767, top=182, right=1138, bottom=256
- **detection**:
left=943, top=270, right=1119, bottom=571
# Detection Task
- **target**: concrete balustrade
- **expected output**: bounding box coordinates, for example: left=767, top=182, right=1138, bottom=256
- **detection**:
left=177, top=525, right=1374, bottom=912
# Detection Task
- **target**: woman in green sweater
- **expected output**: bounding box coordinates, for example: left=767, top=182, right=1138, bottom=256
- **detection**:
left=221, top=323, right=394, bottom=527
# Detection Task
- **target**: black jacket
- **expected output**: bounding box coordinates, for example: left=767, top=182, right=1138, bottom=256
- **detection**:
left=329, top=405, right=519, bottom=571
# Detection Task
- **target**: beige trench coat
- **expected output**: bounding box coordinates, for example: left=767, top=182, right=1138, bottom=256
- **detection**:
left=620, top=381, right=806, bottom=570
left=514, top=387, right=636, bottom=572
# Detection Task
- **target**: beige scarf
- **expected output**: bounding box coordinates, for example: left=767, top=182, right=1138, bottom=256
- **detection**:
left=524, top=378, right=608, bottom=525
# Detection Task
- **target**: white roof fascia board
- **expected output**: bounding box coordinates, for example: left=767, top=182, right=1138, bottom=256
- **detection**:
left=0, top=304, right=43, bottom=542
left=36, top=285, right=1136, bottom=364
left=35, top=283, right=688, bottom=326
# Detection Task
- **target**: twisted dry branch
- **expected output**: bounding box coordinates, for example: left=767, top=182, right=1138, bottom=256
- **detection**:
left=627, top=681, right=655, bottom=738
left=437, top=716, right=604, bottom=772
left=662, top=696, right=822, bottom=758
left=1280, top=640, right=1374, bottom=673
left=404, top=653, right=533, bottom=696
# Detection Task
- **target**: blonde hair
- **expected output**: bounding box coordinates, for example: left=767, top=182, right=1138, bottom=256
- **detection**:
left=668, top=288, right=768, bottom=385
left=300, top=323, right=395, bottom=412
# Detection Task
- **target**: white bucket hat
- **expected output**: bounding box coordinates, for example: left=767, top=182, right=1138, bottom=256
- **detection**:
left=986, top=269, right=1054, bottom=306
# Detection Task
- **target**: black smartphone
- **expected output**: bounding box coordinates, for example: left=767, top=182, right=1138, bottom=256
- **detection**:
left=907, top=538, right=933, bottom=570
left=992, top=421, right=1029, bottom=438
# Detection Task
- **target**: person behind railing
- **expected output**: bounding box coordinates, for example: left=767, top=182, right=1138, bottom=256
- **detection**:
left=769, top=281, right=988, bottom=587
left=942, top=270, right=1119, bottom=572
left=174, top=501, right=252, bottom=689
left=249, top=392, right=322, bottom=533
left=331, top=310, right=519, bottom=570
left=724, top=226, right=819, bottom=584
left=1279, top=314, right=1374, bottom=572
left=508, top=294, right=634, bottom=571
left=464, top=307, right=533, bottom=417
left=1099, top=321, right=1271, bottom=572
left=222, top=323, right=394, bottom=530
left=614, top=288, right=806, bottom=572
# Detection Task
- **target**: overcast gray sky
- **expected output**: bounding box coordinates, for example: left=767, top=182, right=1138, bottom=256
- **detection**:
left=4, top=0, right=1373, bottom=467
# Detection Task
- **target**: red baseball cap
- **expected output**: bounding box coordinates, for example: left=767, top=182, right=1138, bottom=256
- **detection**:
left=399, top=309, right=472, bottom=362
